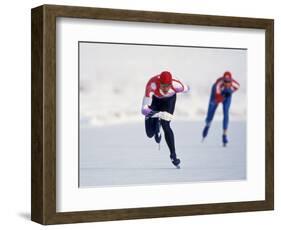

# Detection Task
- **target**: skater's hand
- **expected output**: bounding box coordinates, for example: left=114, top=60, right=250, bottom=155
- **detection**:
left=215, top=94, right=224, bottom=104
left=146, top=110, right=157, bottom=118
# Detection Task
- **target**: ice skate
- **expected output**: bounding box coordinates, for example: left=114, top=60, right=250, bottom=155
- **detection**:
left=202, top=125, right=210, bottom=142
left=170, top=154, right=181, bottom=169
left=222, top=134, right=228, bottom=147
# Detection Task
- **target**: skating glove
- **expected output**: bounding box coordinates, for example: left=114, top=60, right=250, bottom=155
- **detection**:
left=146, top=110, right=158, bottom=118
left=215, top=94, right=224, bottom=104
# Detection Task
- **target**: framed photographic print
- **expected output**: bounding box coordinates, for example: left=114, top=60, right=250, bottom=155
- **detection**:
left=31, top=4, right=274, bottom=225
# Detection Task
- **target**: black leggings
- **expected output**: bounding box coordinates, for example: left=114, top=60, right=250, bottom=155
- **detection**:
left=145, top=94, right=177, bottom=156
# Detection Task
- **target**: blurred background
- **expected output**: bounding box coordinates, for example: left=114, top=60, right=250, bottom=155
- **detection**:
left=79, top=42, right=247, bottom=127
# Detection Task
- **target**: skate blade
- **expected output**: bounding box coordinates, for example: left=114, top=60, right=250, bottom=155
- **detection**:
left=223, top=143, right=227, bottom=147
left=172, top=162, right=181, bottom=169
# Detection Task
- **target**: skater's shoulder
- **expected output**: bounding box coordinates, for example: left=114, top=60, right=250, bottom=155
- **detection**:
left=146, top=75, right=161, bottom=86
left=215, top=77, right=224, bottom=84
left=148, top=74, right=160, bottom=82
left=145, top=75, right=159, bottom=93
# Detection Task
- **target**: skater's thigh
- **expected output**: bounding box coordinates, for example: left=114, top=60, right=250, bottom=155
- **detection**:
left=165, top=94, right=177, bottom=114
left=160, top=120, right=172, bottom=131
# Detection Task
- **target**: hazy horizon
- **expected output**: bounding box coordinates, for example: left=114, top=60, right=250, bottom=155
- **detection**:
left=79, top=42, right=247, bottom=126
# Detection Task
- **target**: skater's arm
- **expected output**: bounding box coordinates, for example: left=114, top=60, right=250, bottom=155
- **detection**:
left=231, top=79, right=240, bottom=93
left=172, top=78, right=189, bottom=94
left=142, top=78, right=157, bottom=115
left=215, top=80, right=224, bottom=103
left=144, top=78, right=157, bottom=98
left=141, top=96, right=153, bottom=115
left=215, top=79, right=224, bottom=95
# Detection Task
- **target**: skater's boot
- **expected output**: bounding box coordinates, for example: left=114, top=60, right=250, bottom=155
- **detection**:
left=154, top=119, right=162, bottom=144
left=222, top=134, right=228, bottom=147
left=202, top=125, right=210, bottom=140
left=170, top=153, right=181, bottom=168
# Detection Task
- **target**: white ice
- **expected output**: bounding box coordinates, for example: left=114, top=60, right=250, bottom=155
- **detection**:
left=79, top=121, right=246, bottom=187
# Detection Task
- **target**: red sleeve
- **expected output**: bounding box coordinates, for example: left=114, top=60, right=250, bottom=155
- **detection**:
left=231, top=79, right=240, bottom=92
left=215, top=78, right=224, bottom=95
left=172, top=79, right=188, bottom=93
left=214, top=78, right=224, bottom=103
left=145, top=76, right=157, bottom=97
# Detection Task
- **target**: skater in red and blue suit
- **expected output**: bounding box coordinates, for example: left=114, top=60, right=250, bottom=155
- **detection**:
left=141, top=71, right=189, bottom=168
left=202, top=71, right=240, bottom=146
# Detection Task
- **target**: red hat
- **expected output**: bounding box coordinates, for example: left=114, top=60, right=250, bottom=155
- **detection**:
left=160, top=71, right=172, bottom=84
left=223, top=71, right=232, bottom=82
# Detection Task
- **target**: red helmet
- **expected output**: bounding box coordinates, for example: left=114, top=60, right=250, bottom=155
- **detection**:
left=160, top=71, right=172, bottom=85
left=223, top=71, right=232, bottom=82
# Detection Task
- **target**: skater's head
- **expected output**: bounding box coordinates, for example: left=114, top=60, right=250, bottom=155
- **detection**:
left=223, top=71, right=232, bottom=87
left=160, top=71, right=172, bottom=94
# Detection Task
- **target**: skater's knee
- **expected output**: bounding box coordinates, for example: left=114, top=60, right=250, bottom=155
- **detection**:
left=206, top=117, right=213, bottom=124
left=145, top=119, right=157, bottom=138
left=146, top=133, right=154, bottom=138
left=145, top=130, right=154, bottom=138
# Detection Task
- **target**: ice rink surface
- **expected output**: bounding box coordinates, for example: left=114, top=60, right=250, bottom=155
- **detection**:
left=79, top=121, right=246, bottom=187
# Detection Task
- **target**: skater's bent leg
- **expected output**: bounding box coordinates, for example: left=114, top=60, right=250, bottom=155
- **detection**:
left=145, top=117, right=158, bottom=138
left=160, top=120, right=176, bottom=156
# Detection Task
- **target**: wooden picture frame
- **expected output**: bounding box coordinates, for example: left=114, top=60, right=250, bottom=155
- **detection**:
left=31, top=4, right=274, bottom=225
